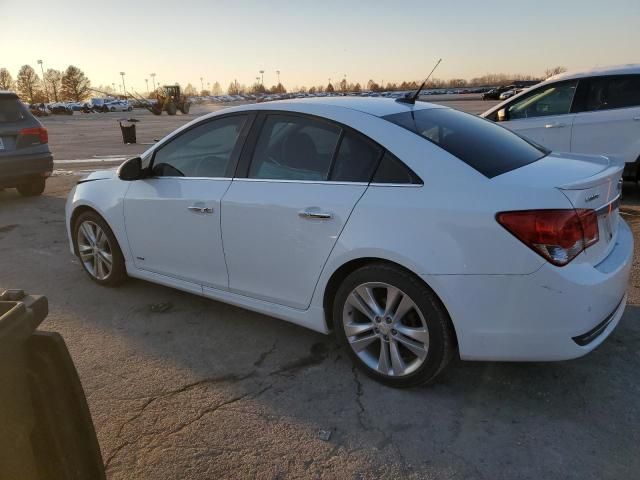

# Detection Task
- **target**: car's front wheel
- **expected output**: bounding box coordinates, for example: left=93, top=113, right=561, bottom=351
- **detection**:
left=73, top=211, right=127, bottom=286
left=334, top=263, right=456, bottom=387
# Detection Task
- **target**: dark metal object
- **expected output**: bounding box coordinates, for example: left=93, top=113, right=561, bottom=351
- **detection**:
left=0, top=290, right=106, bottom=480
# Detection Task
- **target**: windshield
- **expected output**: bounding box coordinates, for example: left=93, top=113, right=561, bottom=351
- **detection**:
left=383, top=107, right=548, bottom=178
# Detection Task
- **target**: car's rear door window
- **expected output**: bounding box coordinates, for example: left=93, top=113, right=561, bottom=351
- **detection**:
left=249, top=114, right=341, bottom=181
left=383, top=108, right=547, bottom=178
left=330, top=131, right=383, bottom=182
left=583, top=75, right=640, bottom=111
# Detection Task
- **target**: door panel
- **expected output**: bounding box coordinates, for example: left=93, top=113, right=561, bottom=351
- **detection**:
left=571, top=108, right=640, bottom=163
left=221, top=180, right=366, bottom=309
left=124, top=178, right=231, bottom=288
left=503, top=114, right=575, bottom=152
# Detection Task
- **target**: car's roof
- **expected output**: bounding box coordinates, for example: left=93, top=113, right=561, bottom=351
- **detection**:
left=0, top=90, right=18, bottom=99
left=231, top=96, right=442, bottom=118
left=546, top=63, right=640, bottom=82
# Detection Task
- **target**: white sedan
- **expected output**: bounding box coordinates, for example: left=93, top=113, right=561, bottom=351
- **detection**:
left=65, top=97, right=632, bottom=387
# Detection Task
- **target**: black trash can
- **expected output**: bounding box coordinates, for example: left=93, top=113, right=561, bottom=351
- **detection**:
left=119, top=121, right=136, bottom=144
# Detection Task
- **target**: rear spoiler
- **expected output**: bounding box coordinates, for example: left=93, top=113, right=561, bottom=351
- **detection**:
left=558, top=157, right=624, bottom=191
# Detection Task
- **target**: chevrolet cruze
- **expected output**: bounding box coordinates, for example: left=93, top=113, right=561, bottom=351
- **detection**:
left=65, top=97, right=632, bottom=387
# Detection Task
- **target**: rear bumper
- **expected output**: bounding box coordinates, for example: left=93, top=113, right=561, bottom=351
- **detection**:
left=425, top=218, right=633, bottom=361
left=0, top=152, right=53, bottom=187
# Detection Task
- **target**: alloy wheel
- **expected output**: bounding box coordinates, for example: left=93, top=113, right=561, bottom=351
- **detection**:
left=342, top=282, right=429, bottom=377
left=77, top=220, right=113, bottom=280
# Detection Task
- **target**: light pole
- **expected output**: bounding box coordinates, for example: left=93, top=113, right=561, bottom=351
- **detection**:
left=111, top=83, right=116, bottom=95
left=145, top=78, right=149, bottom=93
left=343, top=74, right=347, bottom=92
left=37, top=60, right=49, bottom=102
left=150, top=73, right=156, bottom=91
left=259, top=70, right=264, bottom=85
left=276, top=70, right=280, bottom=85
left=200, top=77, right=204, bottom=92
left=119, top=72, right=126, bottom=97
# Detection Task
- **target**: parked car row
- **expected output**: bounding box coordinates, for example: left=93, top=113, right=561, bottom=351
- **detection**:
left=25, top=99, right=133, bottom=116
left=194, top=87, right=493, bottom=105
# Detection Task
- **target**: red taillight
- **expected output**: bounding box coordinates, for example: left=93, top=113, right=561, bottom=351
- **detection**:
left=18, top=127, right=48, bottom=145
left=496, top=209, right=599, bottom=266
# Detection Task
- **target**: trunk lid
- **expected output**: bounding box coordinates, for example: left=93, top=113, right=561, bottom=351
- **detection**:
left=496, top=152, right=623, bottom=266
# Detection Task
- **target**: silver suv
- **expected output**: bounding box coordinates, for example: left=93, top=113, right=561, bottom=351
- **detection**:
left=0, top=91, right=53, bottom=196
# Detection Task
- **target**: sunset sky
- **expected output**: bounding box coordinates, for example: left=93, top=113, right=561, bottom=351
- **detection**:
left=2, top=0, right=639, bottom=92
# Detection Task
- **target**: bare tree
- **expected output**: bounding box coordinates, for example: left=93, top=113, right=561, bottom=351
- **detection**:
left=0, top=68, right=15, bottom=90
left=16, top=65, right=42, bottom=103
left=367, top=79, right=380, bottom=92
left=61, top=65, right=91, bottom=101
left=212, top=81, right=222, bottom=95
left=44, top=69, right=62, bottom=102
left=544, top=66, right=567, bottom=78
left=183, top=83, right=198, bottom=96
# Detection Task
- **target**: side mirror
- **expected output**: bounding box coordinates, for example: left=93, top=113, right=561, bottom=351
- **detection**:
left=497, top=108, right=507, bottom=122
left=118, top=156, right=143, bottom=181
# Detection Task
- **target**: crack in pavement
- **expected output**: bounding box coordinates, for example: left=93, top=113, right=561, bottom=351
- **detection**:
left=350, top=365, right=409, bottom=475
left=105, top=382, right=272, bottom=472
left=254, top=340, right=278, bottom=367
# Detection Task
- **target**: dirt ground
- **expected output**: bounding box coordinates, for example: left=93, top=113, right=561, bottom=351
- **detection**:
left=1, top=97, right=639, bottom=479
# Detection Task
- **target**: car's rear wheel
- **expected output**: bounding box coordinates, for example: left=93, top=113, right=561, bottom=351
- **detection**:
left=17, top=178, right=46, bottom=197
left=73, top=211, right=127, bottom=286
left=334, top=263, right=455, bottom=387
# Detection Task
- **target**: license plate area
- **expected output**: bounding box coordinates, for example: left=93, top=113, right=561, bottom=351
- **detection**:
left=599, top=209, right=618, bottom=243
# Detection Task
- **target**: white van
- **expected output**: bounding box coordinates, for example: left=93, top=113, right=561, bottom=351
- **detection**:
left=482, top=64, right=640, bottom=180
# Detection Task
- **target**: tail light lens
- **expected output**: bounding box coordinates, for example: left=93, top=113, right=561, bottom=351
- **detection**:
left=496, top=209, right=599, bottom=266
left=16, top=127, right=48, bottom=148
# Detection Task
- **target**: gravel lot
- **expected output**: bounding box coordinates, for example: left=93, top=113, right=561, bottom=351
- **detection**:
left=1, top=96, right=639, bottom=479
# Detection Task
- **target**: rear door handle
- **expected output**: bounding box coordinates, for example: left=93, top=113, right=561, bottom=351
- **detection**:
left=188, top=205, right=214, bottom=214
left=299, top=208, right=332, bottom=220
left=633, top=116, right=640, bottom=121
left=544, top=122, right=567, bottom=129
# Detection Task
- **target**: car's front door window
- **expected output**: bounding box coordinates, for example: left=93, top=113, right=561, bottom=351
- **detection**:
left=507, top=81, right=578, bottom=120
left=152, top=115, right=247, bottom=178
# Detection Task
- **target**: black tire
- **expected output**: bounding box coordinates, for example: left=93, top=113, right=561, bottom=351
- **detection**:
left=180, top=103, right=191, bottom=114
left=16, top=178, right=46, bottom=197
left=333, top=263, right=456, bottom=387
left=166, top=102, right=177, bottom=115
left=110, top=107, right=116, bottom=112
left=72, top=210, right=127, bottom=286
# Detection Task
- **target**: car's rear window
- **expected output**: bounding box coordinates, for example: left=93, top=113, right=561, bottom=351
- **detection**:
left=0, top=97, right=28, bottom=123
left=383, top=108, right=548, bottom=178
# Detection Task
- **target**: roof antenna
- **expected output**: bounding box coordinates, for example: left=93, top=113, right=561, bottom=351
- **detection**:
left=396, top=58, right=442, bottom=105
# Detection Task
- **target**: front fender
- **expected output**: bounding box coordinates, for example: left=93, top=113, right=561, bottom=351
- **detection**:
left=65, top=178, right=132, bottom=262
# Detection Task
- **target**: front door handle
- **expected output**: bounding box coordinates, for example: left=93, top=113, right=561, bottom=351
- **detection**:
left=544, top=122, right=567, bottom=129
left=188, top=205, right=214, bottom=214
left=633, top=116, right=640, bottom=121
left=299, top=208, right=332, bottom=220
